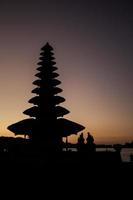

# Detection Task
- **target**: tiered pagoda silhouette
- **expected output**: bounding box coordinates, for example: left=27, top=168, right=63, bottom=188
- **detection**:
left=8, top=43, right=85, bottom=151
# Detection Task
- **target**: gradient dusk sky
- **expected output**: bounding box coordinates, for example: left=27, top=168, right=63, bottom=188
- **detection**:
left=0, top=0, right=133, bottom=144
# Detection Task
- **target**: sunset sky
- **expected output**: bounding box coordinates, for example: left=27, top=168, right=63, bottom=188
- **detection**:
left=0, top=0, right=133, bottom=144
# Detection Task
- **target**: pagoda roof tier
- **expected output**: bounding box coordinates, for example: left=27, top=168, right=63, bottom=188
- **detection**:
left=57, top=118, right=85, bottom=137
left=35, top=72, right=59, bottom=79
left=23, top=106, right=38, bottom=117
left=39, top=56, right=55, bottom=61
left=33, top=79, right=61, bottom=86
left=8, top=118, right=85, bottom=137
left=7, top=118, right=34, bottom=136
left=37, top=61, right=56, bottom=65
left=29, top=96, right=65, bottom=105
left=40, top=51, right=54, bottom=56
left=37, top=66, right=58, bottom=71
left=55, top=106, right=70, bottom=117
left=23, top=106, right=69, bottom=118
left=32, top=87, right=63, bottom=95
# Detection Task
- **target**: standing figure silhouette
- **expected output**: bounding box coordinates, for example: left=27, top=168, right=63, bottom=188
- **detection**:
left=86, top=132, right=96, bottom=153
left=77, top=133, right=85, bottom=152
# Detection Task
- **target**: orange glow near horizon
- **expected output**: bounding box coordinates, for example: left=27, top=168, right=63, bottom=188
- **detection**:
left=0, top=54, right=133, bottom=144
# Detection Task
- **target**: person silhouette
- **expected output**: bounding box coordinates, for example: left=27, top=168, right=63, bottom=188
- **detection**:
left=86, top=132, right=96, bottom=153
left=77, top=133, right=85, bottom=152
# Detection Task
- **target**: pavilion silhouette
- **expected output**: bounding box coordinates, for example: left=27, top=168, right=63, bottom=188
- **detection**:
left=8, top=43, right=85, bottom=152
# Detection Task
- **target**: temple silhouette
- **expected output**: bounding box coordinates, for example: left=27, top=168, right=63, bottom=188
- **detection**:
left=0, top=42, right=131, bottom=175
left=8, top=43, right=85, bottom=152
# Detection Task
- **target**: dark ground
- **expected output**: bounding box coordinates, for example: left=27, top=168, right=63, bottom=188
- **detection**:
left=0, top=151, right=132, bottom=198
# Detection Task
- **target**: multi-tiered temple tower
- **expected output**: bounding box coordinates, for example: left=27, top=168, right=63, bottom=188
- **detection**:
left=8, top=43, right=85, bottom=151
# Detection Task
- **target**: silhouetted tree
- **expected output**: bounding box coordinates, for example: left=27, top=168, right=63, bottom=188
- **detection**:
left=8, top=43, right=85, bottom=152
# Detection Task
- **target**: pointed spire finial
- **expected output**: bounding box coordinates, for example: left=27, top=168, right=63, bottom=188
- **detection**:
left=41, top=42, right=53, bottom=51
